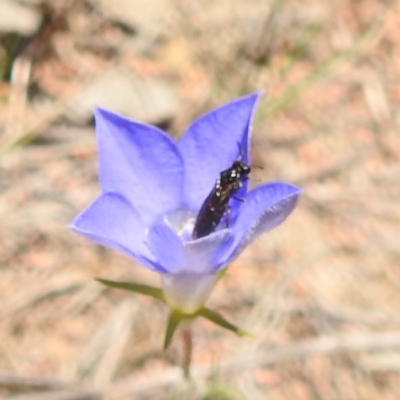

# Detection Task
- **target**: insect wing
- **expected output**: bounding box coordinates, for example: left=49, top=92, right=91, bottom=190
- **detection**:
left=192, top=159, right=251, bottom=239
left=192, top=191, right=223, bottom=239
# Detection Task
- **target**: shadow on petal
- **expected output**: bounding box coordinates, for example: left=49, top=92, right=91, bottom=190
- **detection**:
left=220, top=182, right=301, bottom=264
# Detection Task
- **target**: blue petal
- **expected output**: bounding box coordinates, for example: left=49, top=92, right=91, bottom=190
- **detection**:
left=95, top=108, right=184, bottom=225
left=181, top=229, right=233, bottom=274
left=179, top=92, right=262, bottom=211
left=146, top=223, right=232, bottom=274
left=146, top=224, right=183, bottom=272
left=219, top=182, right=301, bottom=265
left=70, top=192, right=166, bottom=272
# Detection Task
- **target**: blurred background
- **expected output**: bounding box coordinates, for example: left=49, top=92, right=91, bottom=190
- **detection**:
left=1, top=0, right=400, bottom=399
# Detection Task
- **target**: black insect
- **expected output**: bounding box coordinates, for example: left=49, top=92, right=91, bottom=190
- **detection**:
left=192, top=157, right=251, bottom=239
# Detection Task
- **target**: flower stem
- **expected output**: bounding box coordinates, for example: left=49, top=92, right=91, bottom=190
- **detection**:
left=181, top=322, right=193, bottom=380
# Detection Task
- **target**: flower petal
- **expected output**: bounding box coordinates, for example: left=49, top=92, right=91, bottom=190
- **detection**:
left=179, top=92, right=262, bottom=211
left=70, top=192, right=165, bottom=272
left=180, top=229, right=233, bottom=274
left=146, top=222, right=232, bottom=274
left=145, top=223, right=184, bottom=272
left=161, top=272, right=217, bottom=314
left=95, top=107, right=184, bottom=224
left=220, top=182, right=301, bottom=264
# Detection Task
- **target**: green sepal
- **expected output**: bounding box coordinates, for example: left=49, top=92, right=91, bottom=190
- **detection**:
left=197, top=307, right=252, bottom=337
left=96, top=278, right=252, bottom=344
left=96, top=278, right=165, bottom=302
left=164, top=310, right=185, bottom=349
left=215, top=268, right=228, bottom=281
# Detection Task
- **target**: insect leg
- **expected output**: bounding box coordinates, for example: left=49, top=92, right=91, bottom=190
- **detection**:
left=223, top=204, right=232, bottom=228
left=232, top=195, right=245, bottom=202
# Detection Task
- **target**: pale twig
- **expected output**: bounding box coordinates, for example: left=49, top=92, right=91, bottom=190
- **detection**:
left=0, top=370, right=67, bottom=391
left=0, top=278, right=83, bottom=319
left=181, top=322, right=193, bottom=380
left=5, top=56, right=31, bottom=139
left=293, top=148, right=372, bottom=185
left=91, top=300, right=138, bottom=386
left=221, top=331, right=400, bottom=373
left=65, top=300, right=137, bottom=384
left=7, top=330, right=400, bottom=400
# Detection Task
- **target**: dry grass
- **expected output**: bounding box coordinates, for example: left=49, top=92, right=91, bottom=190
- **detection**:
left=1, top=0, right=400, bottom=399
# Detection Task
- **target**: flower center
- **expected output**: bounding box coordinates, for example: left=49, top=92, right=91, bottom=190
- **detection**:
left=162, top=207, right=196, bottom=241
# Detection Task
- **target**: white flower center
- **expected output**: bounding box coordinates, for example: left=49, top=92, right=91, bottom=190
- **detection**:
left=162, top=207, right=196, bottom=241
left=153, top=208, right=219, bottom=314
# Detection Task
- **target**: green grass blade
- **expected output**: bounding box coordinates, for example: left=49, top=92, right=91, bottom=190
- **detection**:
left=198, top=307, right=252, bottom=337
left=96, top=278, right=164, bottom=301
left=164, top=311, right=182, bottom=349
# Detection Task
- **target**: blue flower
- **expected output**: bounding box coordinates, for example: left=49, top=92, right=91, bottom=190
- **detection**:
left=70, top=93, right=301, bottom=314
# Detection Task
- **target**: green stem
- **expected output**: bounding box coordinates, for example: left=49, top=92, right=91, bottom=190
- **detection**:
left=181, top=322, right=193, bottom=380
